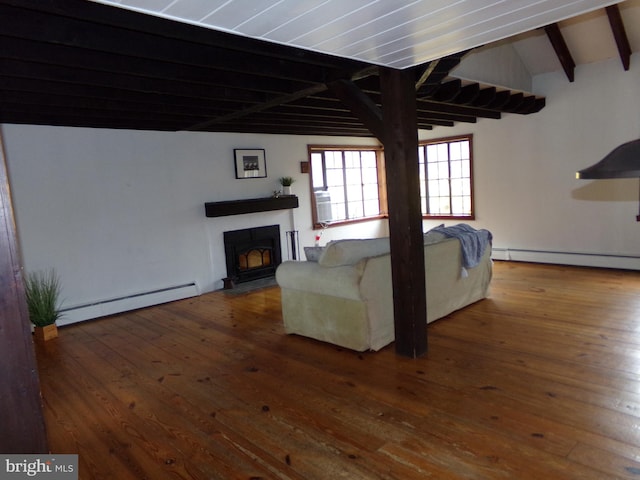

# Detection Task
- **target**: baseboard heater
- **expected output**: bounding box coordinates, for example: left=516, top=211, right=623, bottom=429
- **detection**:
left=492, top=247, right=640, bottom=270
left=58, top=282, right=199, bottom=326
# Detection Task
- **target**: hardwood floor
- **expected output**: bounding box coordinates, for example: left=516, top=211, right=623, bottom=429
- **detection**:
left=34, top=261, right=640, bottom=479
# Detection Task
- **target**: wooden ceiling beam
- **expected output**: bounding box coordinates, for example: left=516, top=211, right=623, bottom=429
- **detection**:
left=4, top=0, right=368, bottom=72
left=204, top=123, right=373, bottom=137
left=185, top=84, right=330, bottom=131
left=457, top=83, right=481, bottom=105
left=0, top=4, right=349, bottom=85
left=0, top=37, right=311, bottom=96
left=473, top=87, right=497, bottom=107
left=413, top=51, right=469, bottom=84
left=414, top=60, right=440, bottom=91
left=432, top=79, right=462, bottom=102
left=0, top=110, right=186, bottom=131
left=326, top=79, right=385, bottom=140
left=0, top=0, right=545, bottom=135
left=486, top=90, right=511, bottom=109
left=417, top=118, right=455, bottom=127
left=418, top=100, right=501, bottom=120
left=606, top=4, right=631, bottom=71
left=544, top=23, right=575, bottom=82
left=0, top=62, right=271, bottom=106
left=0, top=90, right=248, bottom=121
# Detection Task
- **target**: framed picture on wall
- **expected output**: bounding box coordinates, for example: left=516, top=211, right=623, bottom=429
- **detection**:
left=234, top=149, right=267, bottom=179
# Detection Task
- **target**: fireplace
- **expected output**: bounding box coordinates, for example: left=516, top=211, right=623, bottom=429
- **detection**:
left=223, top=225, right=282, bottom=284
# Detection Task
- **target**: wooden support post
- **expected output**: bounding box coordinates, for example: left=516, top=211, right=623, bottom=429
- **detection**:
left=379, top=67, right=427, bottom=358
left=0, top=131, right=49, bottom=453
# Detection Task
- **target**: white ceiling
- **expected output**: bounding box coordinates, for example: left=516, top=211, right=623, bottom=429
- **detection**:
left=91, top=0, right=627, bottom=70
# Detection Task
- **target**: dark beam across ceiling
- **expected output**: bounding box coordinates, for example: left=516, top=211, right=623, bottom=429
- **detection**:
left=0, top=0, right=546, bottom=137
left=544, top=23, right=576, bottom=82
left=606, top=4, right=632, bottom=71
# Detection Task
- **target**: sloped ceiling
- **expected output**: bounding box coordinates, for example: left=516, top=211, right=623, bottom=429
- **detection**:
left=0, top=0, right=637, bottom=136
left=455, top=0, right=640, bottom=91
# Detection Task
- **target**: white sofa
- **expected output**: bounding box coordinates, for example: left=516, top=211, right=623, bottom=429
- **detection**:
left=276, top=227, right=492, bottom=351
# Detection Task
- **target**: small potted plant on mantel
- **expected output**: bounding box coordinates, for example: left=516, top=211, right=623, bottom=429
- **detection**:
left=24, top=269, right=63, bottom=342
left=279, top=176, right=295, bottom=196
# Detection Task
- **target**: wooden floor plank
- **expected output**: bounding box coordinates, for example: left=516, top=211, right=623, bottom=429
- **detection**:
left=34, top=261, right=640, bottom=479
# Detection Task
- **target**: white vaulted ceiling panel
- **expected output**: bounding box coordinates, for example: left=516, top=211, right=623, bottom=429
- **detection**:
left=90, top=0, right=623, bottom=69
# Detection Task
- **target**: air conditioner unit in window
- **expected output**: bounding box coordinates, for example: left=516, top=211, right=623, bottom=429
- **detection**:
left=314, top=190, right=332, bottom=222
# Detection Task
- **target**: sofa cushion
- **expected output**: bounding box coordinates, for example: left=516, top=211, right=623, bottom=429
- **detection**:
left=276, top=260, right=364, bottom=300
left=318, top=237, right=390, bottom=267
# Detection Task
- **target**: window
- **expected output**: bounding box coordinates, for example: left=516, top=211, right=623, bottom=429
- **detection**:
left=309, top=146, right=384, bottom=227
left=418, top=135, right=474, bottom=219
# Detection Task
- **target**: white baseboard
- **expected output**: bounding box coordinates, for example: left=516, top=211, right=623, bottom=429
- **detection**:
left=491, top=247, right=640, bottom=270
left=58, top=283, right=199, bottom=326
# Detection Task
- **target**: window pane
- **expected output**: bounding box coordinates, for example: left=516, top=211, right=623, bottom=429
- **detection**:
left=461, top=159, right=470, bottom=177
left=450, top=141, right=463, bottom=160
left=348, top=201, right=364, bottom=218
left=450, top=160, right=462, bottom=178
left=332, top=202, right=346, bottom=221
left=328, top=186, right=344, bottom=203
left=361, top=151, right=377, bottom=168
left=362, top=167, right=378, bottom=184
left=426, top=144, right=439, bottom=161
left=362, top=184, right=378, bottom=200
left=325, top=151, right=342, bottom=168
left=428, top=179, right=440, bottom=196
left=347, top=184, right=363, bottom=201
left=451, top=196, right=463, bottom=214
left=438, top=179, right=450, bottom=196
left=427, top=163, right=439, bottom=179
left=463, top=197, right=471, bottom=213
left=430, top=197, right=450, bottom=214
left=419, top=135, right=473, bottom=218
left=326, top=169, right=343, bottom=187
left=311, top=153, right=324, bottom=188
left=460, top=141, right=469, bottom=159
left=451, top=178, right=464, bottom=196
left=364, top=199, right=380, bottom=216
left=344, top=151, right=360, bottom=169
left=438, top=162, right=449, bottom=178
left=437, top=143, right=448, bottom=160
left=345, top=168, right=361, bottom=185
left=309, top=147, right=382, bottom=224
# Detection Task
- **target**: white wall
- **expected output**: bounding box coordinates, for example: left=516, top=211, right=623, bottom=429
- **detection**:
left=3, top=53, right=639, bottom=324
left=421, top=53, right=640, bottom=269
left=3, top=127, right=383, bottom=323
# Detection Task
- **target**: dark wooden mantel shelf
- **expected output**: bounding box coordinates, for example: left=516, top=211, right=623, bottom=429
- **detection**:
left=205, top=196, right=299, bottom=217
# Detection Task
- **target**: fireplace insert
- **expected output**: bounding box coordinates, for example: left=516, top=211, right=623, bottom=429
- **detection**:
left=223, top=225, right=282, bottom=284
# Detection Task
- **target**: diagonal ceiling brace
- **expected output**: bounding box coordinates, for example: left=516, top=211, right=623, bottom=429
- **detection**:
left=183, top=84, right=330, bottom=131
left=326, top=78, right=385, bottom=141
left=606, top=4, right=631, bottom=71
left=544, top=23, right=575, bottom=82
left=184, top=66, right=379, bottom=132
left=415, top=60, right=440, bottom=91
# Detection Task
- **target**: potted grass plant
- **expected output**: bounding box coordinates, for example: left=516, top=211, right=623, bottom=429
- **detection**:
left=24, top=269, right=63, bottom=342
left=279, top=176, right=295, bottom=195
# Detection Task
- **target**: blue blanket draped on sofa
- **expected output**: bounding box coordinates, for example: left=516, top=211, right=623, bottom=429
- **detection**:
left=432, top=224, right=493, bottom=271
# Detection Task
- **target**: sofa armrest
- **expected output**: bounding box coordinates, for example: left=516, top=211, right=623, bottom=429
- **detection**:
left=276, top=260, right=365, bottom=301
